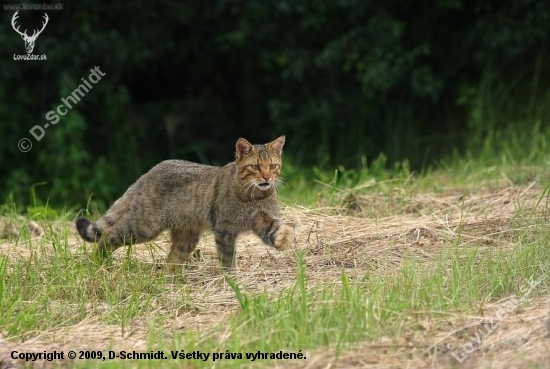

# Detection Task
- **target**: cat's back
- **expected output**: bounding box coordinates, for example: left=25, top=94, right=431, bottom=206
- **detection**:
left=135, top=160, right=225, bottom=224
left=129, top=159, right=221, bottom=201
left=143, top=159, right=218, bottom=183
left=154, top=159, right=216, bottom=175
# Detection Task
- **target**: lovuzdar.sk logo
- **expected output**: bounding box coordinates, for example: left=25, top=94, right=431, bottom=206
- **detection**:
left=11, top=10, right=48, bottom=60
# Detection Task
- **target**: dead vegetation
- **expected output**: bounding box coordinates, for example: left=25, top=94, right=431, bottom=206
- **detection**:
left=0, top=182, right=549, bottom=368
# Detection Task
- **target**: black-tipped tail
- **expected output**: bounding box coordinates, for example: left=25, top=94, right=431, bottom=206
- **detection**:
left=76, top=217, right=101, bottom=242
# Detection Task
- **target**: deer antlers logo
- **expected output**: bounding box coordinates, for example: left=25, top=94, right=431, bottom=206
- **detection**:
left=11, top=11, right=49, bottom=54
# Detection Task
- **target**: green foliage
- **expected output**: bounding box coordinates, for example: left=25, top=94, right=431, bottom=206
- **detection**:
left=1, top=0, right=549, bottom=210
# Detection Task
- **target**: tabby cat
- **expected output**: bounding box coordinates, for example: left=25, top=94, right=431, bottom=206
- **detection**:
left=76, top=136, right=292, bottom=273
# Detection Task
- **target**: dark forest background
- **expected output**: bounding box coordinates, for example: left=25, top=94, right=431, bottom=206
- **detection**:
left=1, top=0, right=549, bottom=210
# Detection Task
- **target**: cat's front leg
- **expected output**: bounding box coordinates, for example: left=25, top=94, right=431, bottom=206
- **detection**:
left=213, top=230, right=238, bottom=269
left=252, top=212, right=293, bottom=251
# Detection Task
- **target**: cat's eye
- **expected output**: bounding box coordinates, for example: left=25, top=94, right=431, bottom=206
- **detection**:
left=269, top=164, right=279, bottom=170
left=250, top=164, right=260, bottom=171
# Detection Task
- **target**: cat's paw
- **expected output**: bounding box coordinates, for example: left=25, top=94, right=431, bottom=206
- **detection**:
left=273, top=224, right=293, bottom=251
left=166, top=263, right=177, bottom=276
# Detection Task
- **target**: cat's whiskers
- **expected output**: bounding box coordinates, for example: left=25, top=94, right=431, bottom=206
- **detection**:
left=242, top=179, right=257, bottom=202
left=251, top=180, right=260, bottom=203
left=273, top=177, right=286, bottom=193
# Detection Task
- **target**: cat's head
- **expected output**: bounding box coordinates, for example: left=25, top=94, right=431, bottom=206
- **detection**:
left=235, top=135, right=285, bottom=191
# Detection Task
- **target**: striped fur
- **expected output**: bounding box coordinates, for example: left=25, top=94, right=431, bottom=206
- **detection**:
left=76, top=136, right=292, bottom=273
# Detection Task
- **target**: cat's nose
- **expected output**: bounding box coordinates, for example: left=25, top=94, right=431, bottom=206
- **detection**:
left=262, top=175, right=271, bottom=181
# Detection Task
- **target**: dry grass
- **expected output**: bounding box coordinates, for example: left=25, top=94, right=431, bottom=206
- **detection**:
left=0, top=182, right=549, bottom=368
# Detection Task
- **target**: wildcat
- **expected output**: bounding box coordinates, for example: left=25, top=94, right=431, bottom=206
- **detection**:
left=76, top=136, right=292, bottom=274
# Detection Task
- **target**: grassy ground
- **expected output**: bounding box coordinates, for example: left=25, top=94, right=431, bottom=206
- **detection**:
left=1, top=128, right=550, bottom=368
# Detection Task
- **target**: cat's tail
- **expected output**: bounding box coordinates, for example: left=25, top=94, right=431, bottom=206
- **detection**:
left=76, top=217, right=102, bottom=242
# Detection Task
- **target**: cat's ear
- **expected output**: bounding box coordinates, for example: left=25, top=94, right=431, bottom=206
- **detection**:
left=267, top=135, right=285, bottom=155
left=236, top=138, right=254, bottom=160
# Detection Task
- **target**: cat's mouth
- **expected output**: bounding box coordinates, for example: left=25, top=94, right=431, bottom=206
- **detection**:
left=257, top=182, right=271, bottom=190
